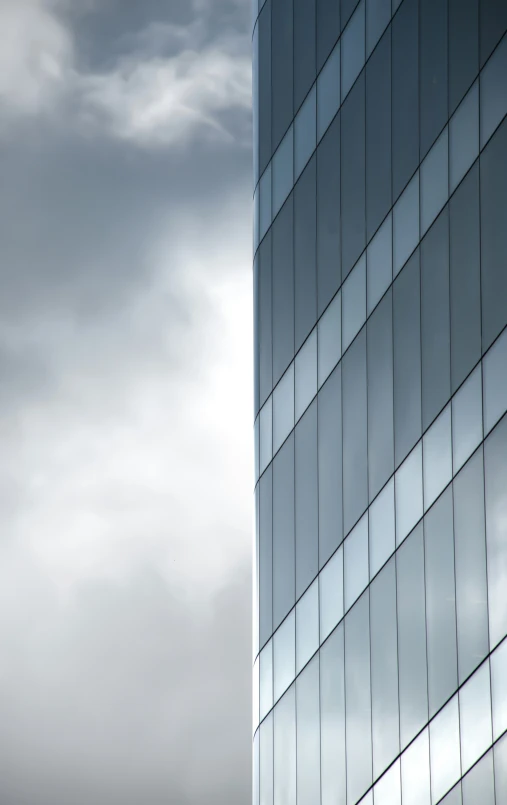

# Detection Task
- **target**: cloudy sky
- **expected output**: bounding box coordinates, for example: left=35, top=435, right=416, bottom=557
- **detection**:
left=0, top=0, right=253, bottom=802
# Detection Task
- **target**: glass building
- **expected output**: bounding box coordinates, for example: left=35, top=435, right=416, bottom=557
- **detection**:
left=252, top=1, right=507, bottom=804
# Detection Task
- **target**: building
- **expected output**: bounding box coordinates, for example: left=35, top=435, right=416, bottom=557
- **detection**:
left=252, top=1, right=507, bottom=803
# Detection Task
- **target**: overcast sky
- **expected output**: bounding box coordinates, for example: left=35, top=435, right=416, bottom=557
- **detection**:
left=0, top=0, right=253, bottom=802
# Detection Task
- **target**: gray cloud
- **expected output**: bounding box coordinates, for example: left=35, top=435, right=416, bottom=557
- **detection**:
left=0, top=0, right=253, bottom=802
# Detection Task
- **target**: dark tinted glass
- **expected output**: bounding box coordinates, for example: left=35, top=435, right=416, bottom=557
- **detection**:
left=424, top=487, right=458, bottom=717
left=366, top=28, right=392, bottom=240
left=449, top=0, right=479, bottom=114
left=258, top=232, right=273, bottom=407
left=345, top=591, right=372, bottom=804
left=480, top=117, right=507, bottom=352
left=272, top=434, right=295, bottom=629
left=272, top=0, right=294, bottom=150
left=393, top=251, right=422, bottom=466
left=392, top=0, right=419, bottom=199
left=480, top=0, right=507, bottom=66
left=294, top=157, right=317, bottom=350
left=453, top=448, right=489, bottom=684
left=370, top=557, right=400, bottom=778
left=449, top=164, right=481, bottom=394
left=272, top=196, right=294, bottom=384
left=258, top=1, right=272, bottom=174
left=320, top=624, right=346, bottom=805
left=259, top=467, right=273, bottom=648
left=316, top=0, right=340, bottom=71
left=341, top=73, right=366, bottom=278
left=295, top=401, right=318, bottom=599
left=341, top=0, right=358, bottom=29
left=342, top=328, right=368, bottom=535
left=296, top=657, right=321, bottom=805
left=318, top=365, right=343, bottom=567
left=294, top=0, right=316, bottom=111
left=274, top=685, right=296, bottom=805
left=367, top=289, right=394, bottom=500
left=420, top=208, right=451, bottom=430
left=317, top=114, right=341, bottom=315
left=397, top=524, right=428, bottom=748
left=420, top=0, right=448, bottom=158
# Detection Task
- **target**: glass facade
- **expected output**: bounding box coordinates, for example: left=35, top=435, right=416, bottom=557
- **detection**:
left=252, top=1, right=507, bottom=803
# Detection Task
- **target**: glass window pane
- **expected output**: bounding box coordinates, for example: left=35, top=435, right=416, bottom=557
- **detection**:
left=491, top=638, right=507, bottom=740
left=254, top=726, right=260, bottom=805
left=425, top=488, right=458, bottom=718
left=342, top=253, right=366, bottom=352
left=254, top=655, right=260, bottom=728
left=397, top=524, right=429, bottom=749
left=317, top=41, right=341, bottom=141
left=495, top=733, right=507, bottom=804
left=295, top=330, right=317, bottom=421
left=366, top=28, right=392, bottom=239
left=273, top=610, right=295, bottom=702
left=273, top=435, right=295, bottom=629
left=369, top=478, right=395, bottom=579
left=374, top=759, right=401, bottom=805
left=453, top=449, right=489, bottom=685
left=260, top=640, right=274, bottom=720
left=260, top=712, right=274, bottom=805
left=293, top=0, right=316, bottom=112
left=317, top=114, right=341, bottom=314
left=258, top=233, right=273, bottom=407
left=320, top=624, right=346, bottom=805
left=449, top=0, right=478, bottom=115
left=341, top=0, right=365, bottom=99
left=423, top=404, right=452, bottom=510
left=420, top=128, right=449, bottom=236
left=273, top=364, right=294, bottom=454
left=450, top=81, right=479, bottom=193
left=462, top=750, right=494, bottom=805
left=272, top=128, right=294, bottom=217
left=367, top=290, right=394, bottom=499
left=344, top=513, right=369, bottom=611
left=295, top=402, right=318, bottom=598
left=419, top=0, right=448, bottom=158
left=272, top=196, right=294, bottom=384
left=294, top=156, right=317, bottom=351
left=318, top=291, right=341, bottom=387
left=317, top=0, right=341, bottom=71
left=439, top=784, right=463, bottom=805
left=296, top=657, right=320, bottom=805
left=366, top=0, right=390, bottom=56
left=391, top=0, right=419, bottom=199
left=295, top=86, right=317, bottom=180
left=345, top=591, right=372, bottom=804
left=452, top=365, right=483, bottom=473
left=485, top=413, right=507, bottom=648
left=370, top=558, right=400, bottom=778
left=483, top=327, right=507, bottom=436
left=260, top=396, right=273, bottom=474
left=481, top=117, right=507, bottom=352
left=296, top=579, right=319, bottom=674
left=480, top=33, right=507, bottom=147
left=258, top=0, right=272, bottom=174
left=395, top=442, right=423, bottom=547
left=259, top=467, right=273, bottom=647
left=259, top=165, right=272, bottom=240
left=393, top=172, right=420, bottom=276
left=459, top=661, right=492, bottom=773
left=341, top=74, right=366, bottom=277
left=318, top=366, right=343, bottom=566
left=274, top=684, right=296, bottom=805
left=367, top=213, right=392, bottom=315
left=430, top=696, right=461, bottom=805
left=401, top=728, right=431, bottom=805
left=319, top=546, right=344, bottom=643
left=342, top=329, right=368, bottom=534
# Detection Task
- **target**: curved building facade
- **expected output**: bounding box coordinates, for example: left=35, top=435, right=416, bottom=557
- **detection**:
left=252, top=1, right=507, bottom=804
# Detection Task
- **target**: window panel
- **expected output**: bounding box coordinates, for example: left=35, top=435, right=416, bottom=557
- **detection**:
left=295, top=330, right=317, bottom=421
left=254, top=728, right=260, bottom=805
left=367, top=212, right=392, bottom=315
left=258, top=0, right=272, bottom=174
left=341, top=0, right=365, bottom=99
left=316, top=0, right=340, bottom=71
left=260, top=396, right=273, bottom=475
left=439, top=785, right=463, bottom=805
left=491, top=638, right=507, bottom=740
left=462, top=750, right=494, bottom=805
left=369, top=477, right=395, bottom=579
left=259, top=467, right=274, bottom=649
left=317, top=291, right=341, bottom=387
left=296, top=657, right=320, bottom=805
left=258, top=232, right=273, bottom=407
left=449, top=164, right=481, bottom=393
left=448, top=0, right=478, bottom=114
left=366, top=0, right=390, bottom=57
left=480, top=0, right=507, bottom=66
left=274, top=685, right=296, bottom=805
left=260, top=640, right=274, bottom=720
left=480, top=32, right=507, bottom=147
left=295, top=402, right=318, bottom=598
left=367, top=289, right=394, bottom=500
left=429, top=696, right=461, bottom=805
left=273, top=610, right=295, bottom=702
left=419, top=0, right=448, bottom=158
left=395, top=442, right=423, bottom=547
left=273, top=364, right=294, bottom=455
left=260, top=713, right=274, bottom=805
left=345, top=591, right=372, bottom=804
left=453, top=449, right=489, bottom=685
left=342, top=328, right=368, bottom=535
left=451, top=365, right=483, bottom=473
left=459, top=660, right=492, bottom=773
left=366, top=27, right=392, bottom=239
left=317, top=114, right=341, bottom=314
left=259, top=164, right=272, bottom=241
left=424, top=488, right=458, bottom=718
left=420, top=129, right=449, bottom=236
left=483, top=326, right=507, bottom=436
left=294, top=156, right=317, bottom=351
left=272, top=435, right=295, bottom=629
left=296, top=579, right=319, bottom=674
left=294, top=88, right=317, bottom=180
left=320, top=624, right=346, bottom=805
left=401, top=728, right=431, bottom=805
left=370, top=558, right=399, bottom=778
left=272, top=196, right=294, bottom=384
left=344, top=512, right=369, bottom=611
left=392, top=0, right=419, bottom=199
left=342, top=253, right=366, bottom=352
left=341, top=74, right=366, bottom=278
left=317, top=42, right=341, bottom=141
left=293, top=0, right=316, bottom=112
left=374, top=759, right=401, bottom=805
left=397, top=524, right=428, bottom=749
left=423, top=404, right=452, bottom=509
left=420, top=207, right=451, bottom=430
left=393, top=172, right=419, bottom=277
left=449, top=82, right=479, bottom=193
left=271, top=0, right=293, bottom=150
left=484, top=413, right=507, bottom=649
left=495, top=733, right=507, bottom=804
left=319, top=545, right=344, bottom=643
left=272, top=128, right=294, bottom=218
left=318, top=365, right=343, bottom=566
